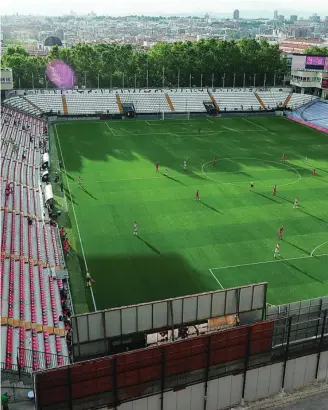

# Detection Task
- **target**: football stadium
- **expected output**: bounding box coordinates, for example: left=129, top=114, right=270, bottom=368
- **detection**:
left=1, top=51, right=328, bottom=410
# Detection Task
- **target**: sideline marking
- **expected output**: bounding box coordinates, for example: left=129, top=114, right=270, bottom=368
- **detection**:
left=105, top=122, right=116, bottom=137
left=54, top=124, right=97, bottom=311
left=311, top=241, right=328, bottom=257
left=242, top=117, right=267, bottom=131
left=210, top=253, right=328, bottom=272
left=209, top=268, right=224, bottom=289
left=206, top=118, right=214, bottom=124
left=201, top=157, right=302, bottom=187
left=145, top=120, right=151, bottom=125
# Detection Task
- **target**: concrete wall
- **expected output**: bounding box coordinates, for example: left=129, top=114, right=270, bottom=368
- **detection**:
left=113, top=352, right=328, bottom=410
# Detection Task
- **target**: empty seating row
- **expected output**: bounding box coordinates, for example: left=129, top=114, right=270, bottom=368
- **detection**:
left=119, top=91, right=170, bottom=113
left=211, top=90, right=260, bottom=111
left=256, top=91, right=289, bottom=109
left=5, top=88, right=316, bottom=116
left=65, top=94, right=120, bottom=114
left=1, top=107, right=69, bottom=371
left=4, top=96, right=43, bottom=116
left=287, top=93, right=318, bottom=109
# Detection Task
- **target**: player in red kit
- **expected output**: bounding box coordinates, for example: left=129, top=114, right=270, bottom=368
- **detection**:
left=272, top=185, right=277, bottom=196
left=195, top=190, right=200, bottom=201
left=312, top=168, right=316, bottom=176
left=155, top=162, right=159, bottom=173
left=213, top=156, right=217, bottom=166
left=278, top=226, right=284, bottom=240
left=281, top=153, right=286, bottom=161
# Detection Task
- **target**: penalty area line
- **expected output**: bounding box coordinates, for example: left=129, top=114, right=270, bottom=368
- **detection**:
left=210, top=253, right=328, bottom=272
left=209, top=268, right=224, bottom=289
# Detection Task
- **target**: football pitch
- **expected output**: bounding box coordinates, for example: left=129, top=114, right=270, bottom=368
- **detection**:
left=52, top=116, right=328, bottom=313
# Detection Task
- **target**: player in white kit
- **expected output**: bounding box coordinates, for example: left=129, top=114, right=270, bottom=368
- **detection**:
left=274, top=243, right=280, bottom=258
left=183, top=160, right=187, bottom=170
left=293, top=197, right=299, bottom=209
left=133, top=221, right=138, bottom=236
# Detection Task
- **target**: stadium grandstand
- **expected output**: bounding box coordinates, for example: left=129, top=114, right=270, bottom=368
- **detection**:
left=1, top=52, right=328, bottom=410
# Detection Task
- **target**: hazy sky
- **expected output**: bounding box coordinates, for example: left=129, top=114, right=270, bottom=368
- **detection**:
left=1, top=0, right=325, bottom=17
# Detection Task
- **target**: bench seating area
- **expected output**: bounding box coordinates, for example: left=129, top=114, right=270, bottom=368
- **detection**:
left=1, top=107, right=70, bottom=371
left=5, top=88, right=319, bottom=116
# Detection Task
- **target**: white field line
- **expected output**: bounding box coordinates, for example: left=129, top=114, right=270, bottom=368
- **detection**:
left=201, top=157, right=302, bottom=188
left=222, top=125, right=239, bottom=132
left=68, top=163, right=308, bottom=185
left=206, top=118, right=214, bottom=124
left=105, top=122, right=116, bottom=136
left=311, top=241, right=328, bottom=257
left=120, top=128, right=133, bottom=134
left=242, top=117, right=267, bottom=131
left=54, top=124, right=97, bottom=311
left=210, top=252, right=328, bottom=272
left=145, top=120, right=151, bottom=125
left=209, top=268, right=224, bottom=289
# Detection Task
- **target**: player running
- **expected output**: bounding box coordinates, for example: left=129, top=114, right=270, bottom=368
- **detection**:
left=164, top=168, right=168, bottom=176
left=250, top=181, right=254, bottom=191
left=155, top=162, right=159, bottom=173
left=272, top=184, right=277, bottom=196
left=133, top=221, right=138, bottom=236
left=77, top=176, right=83, bottom=188
left=278, top=226, right=284, bottom=240
left=198, top=128, right=201, bottom=135
left=183, top=159, right=187, bottom=171
left=274, top=243, right=280, bottom=258
left=281, top=153, right=286, bottom=161
left=312, top=168, right=317, bottom=176
left=213, top=156, right=217, bottom=166
left=195, top=190, right=200, bottom=201
left=304, top=157, right=308, bottom=165
left=293, top=197, right=299, bottom=209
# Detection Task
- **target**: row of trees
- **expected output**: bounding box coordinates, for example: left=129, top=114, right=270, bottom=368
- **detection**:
left=1, top=38, right=326, bottom=90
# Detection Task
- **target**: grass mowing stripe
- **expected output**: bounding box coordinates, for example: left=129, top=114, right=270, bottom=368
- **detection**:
left=54, top=116, right=328, bottom=310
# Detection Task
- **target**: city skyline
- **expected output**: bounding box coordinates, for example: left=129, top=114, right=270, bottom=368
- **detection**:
left=1, top=0, right=327, bottom=18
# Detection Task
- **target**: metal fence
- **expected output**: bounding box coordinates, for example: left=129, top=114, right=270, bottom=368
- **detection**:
left=1, top=348, right=71, bottom=375
left=34, top=309, right=328, bottom=410
left=71, top=283, right=267, bottom=360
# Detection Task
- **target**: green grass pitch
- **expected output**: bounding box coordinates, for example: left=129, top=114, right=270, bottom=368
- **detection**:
left=52, top=116, right=328, bottom=312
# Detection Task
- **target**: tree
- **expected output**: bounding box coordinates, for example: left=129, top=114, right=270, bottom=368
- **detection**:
left=3, top=39, right=288, bottom=89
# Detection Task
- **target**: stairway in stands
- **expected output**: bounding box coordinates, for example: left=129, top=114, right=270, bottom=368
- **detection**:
left=165, top=93, right=175, bottom=112
left=61, top=95, right=68, bottom=115
left=116, top=93, right=124, bottom=114
left=254, top=92, right=267, bottom=110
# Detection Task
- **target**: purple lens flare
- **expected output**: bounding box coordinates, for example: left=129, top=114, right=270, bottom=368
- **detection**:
left=46, top=60, right=76, bottom=88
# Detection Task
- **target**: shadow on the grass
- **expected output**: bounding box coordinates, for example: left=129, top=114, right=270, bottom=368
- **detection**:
left=280, top=257, right=324, bottom=284
left=165, top=175, right=187, bottom=186
left=81, top=187, right=97, bottom=200
left=283, top=240, right=310, bottom=255
left=253, top=191, right=281, bottom=204
left=201, top=201, right=223, bottom=214
left=64, top=187, right=78, bottom=206
left=86, top=253, right=213, bottom=310
left=137, top=236, right=161, bottom=255
left=53, top=118, right=328, bottom=177
left=299, top=208, right=328, bottom=224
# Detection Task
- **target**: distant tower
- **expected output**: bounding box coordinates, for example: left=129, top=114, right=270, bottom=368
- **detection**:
left=233, top=9, right=240, bottom=20
left=274, top=10, right=278, bottom=20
